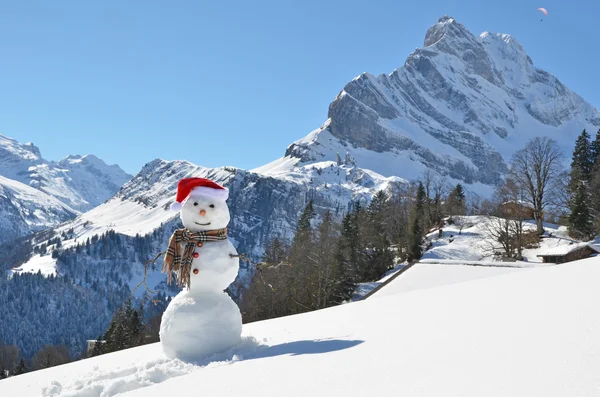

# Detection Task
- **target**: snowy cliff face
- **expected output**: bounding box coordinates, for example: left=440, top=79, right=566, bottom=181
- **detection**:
left=0, top=134, right=132, bottom=212
left=259, top=16, right=600, bottom=191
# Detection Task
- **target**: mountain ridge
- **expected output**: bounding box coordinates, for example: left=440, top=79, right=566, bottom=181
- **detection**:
left=0, top=133, right=133, bottom=241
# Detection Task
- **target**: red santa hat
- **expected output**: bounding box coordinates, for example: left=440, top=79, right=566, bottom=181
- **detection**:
left=169, top=177, right=229, bottom=211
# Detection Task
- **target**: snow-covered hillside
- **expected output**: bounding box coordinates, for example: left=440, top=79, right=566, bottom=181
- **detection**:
left=255, top=16, right=600, bottom=195
left=0, top=134, right=131, bottom=212
left=10, top=157, right=405, bottom=277
left=3, top=255, right=599, bottom=397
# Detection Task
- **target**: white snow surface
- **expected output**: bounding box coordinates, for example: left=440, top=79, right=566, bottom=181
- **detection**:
left=3, top=255, right=600, bottom=397
left=351, top=262, right=407, bottom=301
left=10, top=254, right=58, bottom=277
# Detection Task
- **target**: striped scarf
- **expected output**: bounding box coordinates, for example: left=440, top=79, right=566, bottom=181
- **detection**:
left=162, top=228, right=228, bottom=289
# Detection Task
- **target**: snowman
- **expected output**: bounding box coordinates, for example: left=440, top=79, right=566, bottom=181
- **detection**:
left=159, top=177, right=242, bottom=362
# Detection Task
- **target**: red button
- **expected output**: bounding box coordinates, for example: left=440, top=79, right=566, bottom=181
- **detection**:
left=193, top=252, right=199, bottom=258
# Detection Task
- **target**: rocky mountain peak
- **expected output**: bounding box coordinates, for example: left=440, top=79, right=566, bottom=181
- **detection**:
left=424, top=15, right=474, bottom=48
left=263, top=16, right=600, bottom=193
left=22, top=142, right=42, bottom=158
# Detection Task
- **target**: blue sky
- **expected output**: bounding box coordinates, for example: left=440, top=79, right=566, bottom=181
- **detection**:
left=0, top=0, right=597, bottom=175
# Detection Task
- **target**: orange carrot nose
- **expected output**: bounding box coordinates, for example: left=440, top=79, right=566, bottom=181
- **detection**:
left=199, top=210, right=206, bottom=216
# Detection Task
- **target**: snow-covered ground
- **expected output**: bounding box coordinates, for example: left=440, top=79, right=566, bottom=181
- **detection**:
left=351, top=262, right=408, bottom=301
left=423, top=216, right=591, bottom=264
left=10, top=254, right=58, bottom=277
left=3, top=254, right=600, bottom=397
left=375, top=262, right=524, bottom=296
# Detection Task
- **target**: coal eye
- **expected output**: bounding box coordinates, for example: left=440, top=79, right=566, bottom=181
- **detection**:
left=193, top=202, right=198, bottom=206
left=209, top=204, right=215, bottom=208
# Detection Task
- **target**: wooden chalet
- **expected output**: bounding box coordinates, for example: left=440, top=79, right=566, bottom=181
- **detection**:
left=536, top=243, right=600, bottom=264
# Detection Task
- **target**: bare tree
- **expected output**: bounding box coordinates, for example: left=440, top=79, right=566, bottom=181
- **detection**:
left=546, top=169, right=571, bottom=223
left=481, top=216, right=526, bottom=260
left=481, top=178, right=534, bottom=260
left=0, top=345, right=21, bottom=378
left=509, top=137, right=564, bottom=235
left=31, top=345, right=71, bottom=371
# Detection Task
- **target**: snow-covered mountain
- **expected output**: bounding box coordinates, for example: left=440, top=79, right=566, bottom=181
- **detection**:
left=0, top=134, right=132, bottom=212
left=12, top=156, right=405, bottom=279
left=0, top=134, right=132, bottom=242
left=3, top=255, right=599, bottom=397
left=256, top=16, right=600, bottom=193
left=0, top=176, right=76, bottom=245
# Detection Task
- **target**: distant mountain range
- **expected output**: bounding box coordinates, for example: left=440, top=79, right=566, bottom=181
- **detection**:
left=0, top=134, right=131, bottom=243
left=1, top=15, right=599, bottom=359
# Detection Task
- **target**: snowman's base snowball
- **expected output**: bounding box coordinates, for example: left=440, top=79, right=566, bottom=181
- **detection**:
left=159, top=290, right=242, bottom=362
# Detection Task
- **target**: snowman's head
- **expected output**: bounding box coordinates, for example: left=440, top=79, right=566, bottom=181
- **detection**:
left=170, top=178, right=231, bottom=232
left=180, top=193, right=230, bottom=232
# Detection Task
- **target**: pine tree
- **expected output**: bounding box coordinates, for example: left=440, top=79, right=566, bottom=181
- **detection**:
left=407, top=182, right=426, bottom=261
left=570, top=129, right=594, bottom=187
left=588, top=129, right=600, bottom=222
left=568, top=130, right=596, bottom=238
left=332, top=238, right=356, bottom=304
left=364, top=191, right=394, bottom=280
left=314, top=210, right=339, bottom=308
left=343, top=201, right=368, bottom=279
left=263, top=238, right=287, bottom=265
left=590, top=129, right=600, bottom=166
left=296, top=200, right=315, bottom=236
left=288, top=200, right=317, bottom=313
left=569, top=182, right=594, bottom=239
left=446, top=183, right=466, bottom=220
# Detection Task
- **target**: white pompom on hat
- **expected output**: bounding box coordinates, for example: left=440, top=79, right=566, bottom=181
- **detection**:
left=169, top=177, right=229, bottom=211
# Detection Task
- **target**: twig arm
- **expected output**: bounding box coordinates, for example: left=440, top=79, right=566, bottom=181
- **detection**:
left=131, top=250, right=166, bottom=305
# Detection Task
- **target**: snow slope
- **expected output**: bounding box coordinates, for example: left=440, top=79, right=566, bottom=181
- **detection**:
left=3, top=255, right=599, bottom=397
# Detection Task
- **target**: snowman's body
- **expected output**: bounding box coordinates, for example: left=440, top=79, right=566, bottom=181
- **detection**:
left=160, top=187, right=242, bottom=362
